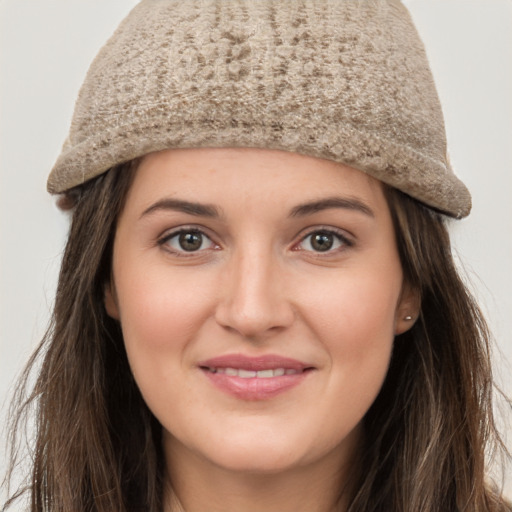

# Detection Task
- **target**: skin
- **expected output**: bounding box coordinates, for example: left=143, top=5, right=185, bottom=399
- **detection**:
left=105, top=147, right=419, bottom=512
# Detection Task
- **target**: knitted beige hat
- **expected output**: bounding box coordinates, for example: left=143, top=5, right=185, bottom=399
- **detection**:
left=47, top=0, right=471, bottom=218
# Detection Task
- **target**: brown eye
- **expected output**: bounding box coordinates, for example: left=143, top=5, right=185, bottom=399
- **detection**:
left=179, top=232, right=204, bottom=251
left=298, top=230, right=350, bottom=253
left=161, top=229, right=216, bottom=254
left=310, top=233, right=334, bottom=252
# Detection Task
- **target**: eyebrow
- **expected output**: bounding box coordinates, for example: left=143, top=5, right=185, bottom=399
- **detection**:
left=140, top=196, right=374, bottom=220
left=289, top=196, right=375, bottom=218
left=140, top=199, right=221, bottom=219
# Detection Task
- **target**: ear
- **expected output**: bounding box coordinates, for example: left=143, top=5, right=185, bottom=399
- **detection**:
left=104, top=281, right=120, bottom=320
left=394, top=283, right=421, bottom=335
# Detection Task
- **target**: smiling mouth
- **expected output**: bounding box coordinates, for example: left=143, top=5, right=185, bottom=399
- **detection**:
left=203, top=367, right=304, bottom=378
left=198, top=354, right=315, bottom=400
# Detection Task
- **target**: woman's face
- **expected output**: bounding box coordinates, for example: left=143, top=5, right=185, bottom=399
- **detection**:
left=106, top=148, right=416, bottom=477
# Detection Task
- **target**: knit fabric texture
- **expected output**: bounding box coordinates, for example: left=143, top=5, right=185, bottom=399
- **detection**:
left=47, top=0, right=472, bottom=218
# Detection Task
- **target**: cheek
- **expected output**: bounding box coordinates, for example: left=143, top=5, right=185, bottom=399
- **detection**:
left=117, top=266, right=212, bottom=348
left=300, top=264, right=401, bottom=346
left=114, top=269, right=220, bottom=435
left=295, top=265, right=401, bottom=411
left=334, top=277, right=397, bottom=359
left=113, top=263, right=217, bottom=406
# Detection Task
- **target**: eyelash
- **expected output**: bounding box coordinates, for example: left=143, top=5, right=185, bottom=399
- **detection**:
left=157, top=226, right=353, bottom=257
left=294, top=227, right=353, bottom=254
left=157, top=227, right=218, bottom=256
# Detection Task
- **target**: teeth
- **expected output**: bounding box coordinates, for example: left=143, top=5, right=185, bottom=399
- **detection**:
left=238, top=369, right=257, bottom=378
left=256, top=369, right=274, bottom=378
left=208, top=367, right=299, bottom=378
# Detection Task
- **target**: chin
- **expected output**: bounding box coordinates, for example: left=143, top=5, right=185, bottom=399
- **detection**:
left=165, top=419, right=361, bottom=477
left=204, top=442, right=309, bottom=475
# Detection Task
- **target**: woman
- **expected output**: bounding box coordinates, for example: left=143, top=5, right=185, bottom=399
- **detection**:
left=2, top=1, right=510, bottom=511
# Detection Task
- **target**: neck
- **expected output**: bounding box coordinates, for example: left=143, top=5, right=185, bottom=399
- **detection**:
left=162, top=432, right=360, bottom=512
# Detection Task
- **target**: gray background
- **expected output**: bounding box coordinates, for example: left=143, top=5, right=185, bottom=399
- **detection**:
left=1, top=0, right=511, bottom=499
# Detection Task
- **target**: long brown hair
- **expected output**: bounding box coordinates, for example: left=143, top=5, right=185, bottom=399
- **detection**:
left=2, top=163, right=510, bottom=511
left=347, top=187, right=511, bottom=511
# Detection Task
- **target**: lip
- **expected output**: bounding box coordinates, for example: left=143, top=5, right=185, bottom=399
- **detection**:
left=198, top=354, right=315, bottom=401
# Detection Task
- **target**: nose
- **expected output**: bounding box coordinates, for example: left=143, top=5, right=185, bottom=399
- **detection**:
left=214, top=246, right=295, bottom=340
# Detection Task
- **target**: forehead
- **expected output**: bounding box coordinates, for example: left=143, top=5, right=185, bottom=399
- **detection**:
left=125, top=147, right=386, bottom=214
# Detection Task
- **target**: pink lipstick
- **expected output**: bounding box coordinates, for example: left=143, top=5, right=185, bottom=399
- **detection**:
left=198, top=354, right=314, bottom=400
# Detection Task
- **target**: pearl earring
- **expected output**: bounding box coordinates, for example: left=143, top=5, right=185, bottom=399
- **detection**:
left=404, top=315, right=413, bottom=321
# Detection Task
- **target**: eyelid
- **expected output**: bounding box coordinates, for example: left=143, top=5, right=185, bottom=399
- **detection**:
left=156, top=224, right=353, bottom=256
left=157, top=225, right=220, bottom=255
left=293, top=226, right=354, bottom=253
